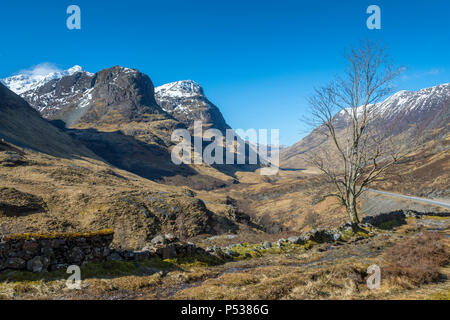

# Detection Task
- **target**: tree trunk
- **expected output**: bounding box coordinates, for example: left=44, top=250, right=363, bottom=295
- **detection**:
left=346, top=193, right=360, bottom=226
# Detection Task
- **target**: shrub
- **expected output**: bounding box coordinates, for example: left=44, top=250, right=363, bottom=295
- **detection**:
left=382, top=232, right=449, bottom=286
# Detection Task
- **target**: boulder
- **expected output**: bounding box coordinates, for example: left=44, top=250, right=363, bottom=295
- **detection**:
left=151, top=235, right=166, bottom=246
left=161, top=244, right=177, bottom=259
left=288, top=236, right=302, bottom=244
left=27, top=256, right=49, bottom=273
left=164, top=233, right=179, bottom=243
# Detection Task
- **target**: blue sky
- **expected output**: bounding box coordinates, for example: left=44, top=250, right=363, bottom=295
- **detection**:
left=1, top=0, right=449, bottom=145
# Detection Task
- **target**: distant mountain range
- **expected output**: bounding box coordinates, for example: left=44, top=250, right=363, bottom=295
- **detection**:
left=3, top=67, right=448, bottom=173
left=2, top=66, right=230, bottom=134
left=281, top=83, right=450, bottom=169
left=1, top=65, right=259, bottom=184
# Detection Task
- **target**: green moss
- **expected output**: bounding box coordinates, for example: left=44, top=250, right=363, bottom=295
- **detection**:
left=377, top=220, right=404, bottom=230
left=427, top=289, right=450, bottom=300
left=164, top=254, right=223, bottom=267
left=422, top=215, right=450, bottom=221
left=302, top=240, right=318, bottom=250
left=4, top=229, right=114, bottom=241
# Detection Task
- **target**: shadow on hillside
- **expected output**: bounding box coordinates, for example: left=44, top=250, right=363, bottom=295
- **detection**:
left=362, top=209, right=450, bottom=230
left=51, top=120, right=265, bottom=189
left=49, top=120, right=195, bottom=181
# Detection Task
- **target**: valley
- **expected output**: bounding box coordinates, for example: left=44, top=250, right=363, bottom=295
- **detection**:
left=0, top=64, right=448, bottom=300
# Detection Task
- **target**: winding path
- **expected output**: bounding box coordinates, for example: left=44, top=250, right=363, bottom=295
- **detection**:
left=367, top=189, right=450, bottom=210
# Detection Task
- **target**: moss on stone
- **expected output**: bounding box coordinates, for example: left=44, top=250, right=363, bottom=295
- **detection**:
left=3, top=229, right=114, bottom=241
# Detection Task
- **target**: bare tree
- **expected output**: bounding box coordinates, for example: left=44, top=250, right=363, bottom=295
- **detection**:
left=305, top=41, right=406, bottom=226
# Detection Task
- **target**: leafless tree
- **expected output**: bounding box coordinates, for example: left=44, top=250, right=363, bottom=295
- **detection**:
left=305, top=41, right=407, bottom=226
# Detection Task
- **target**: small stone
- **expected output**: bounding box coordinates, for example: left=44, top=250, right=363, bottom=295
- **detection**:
left=288, top=236, right=300, bottom=244
left=332, top=233, right=342, bottom=241
left=263, top=241, right=272, bottom=248
left=122, top=251, right=135, bottom=261
left=49, top=263, right=68, bottom=272
left=151, top=235, right=166, bottom=246
left=164, top=233, right=179, bottom=243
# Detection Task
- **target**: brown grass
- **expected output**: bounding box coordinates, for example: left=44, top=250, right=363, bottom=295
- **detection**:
left=382, top=231, right=450, bottom=286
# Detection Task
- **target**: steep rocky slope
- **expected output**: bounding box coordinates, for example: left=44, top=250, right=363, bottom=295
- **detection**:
left=155, top=80, right=231, bottom=133
left=3, top=66, right=262, bottom=183
left=0, top=83, right=96, bottom=158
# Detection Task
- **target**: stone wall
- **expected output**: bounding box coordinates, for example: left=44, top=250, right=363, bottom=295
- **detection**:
left=0, top=230, right=114, bottom=272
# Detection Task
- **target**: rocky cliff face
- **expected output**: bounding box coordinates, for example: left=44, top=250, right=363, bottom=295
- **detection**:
left=15, top=66, right=171, bottom=128
left=155, top=80, right=231, bottom=133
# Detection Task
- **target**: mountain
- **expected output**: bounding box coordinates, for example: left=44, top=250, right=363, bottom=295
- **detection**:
left=0, top=82, right=97, bottom=158
left=2, top=66, right=255, bottom=185
left=0, top=79, right=243, bottom=248
left=155, top=80, right=231, bottom=133
left=281, top=83, right=450, bottom=169
left=1, top=65, right=85, bottom=95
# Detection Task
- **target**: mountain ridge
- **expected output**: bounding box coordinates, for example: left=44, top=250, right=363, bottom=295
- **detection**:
left=281, top=83, right=450, bottom=168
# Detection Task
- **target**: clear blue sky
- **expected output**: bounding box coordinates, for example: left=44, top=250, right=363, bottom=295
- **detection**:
left=1, top=0, right=449, bottom=145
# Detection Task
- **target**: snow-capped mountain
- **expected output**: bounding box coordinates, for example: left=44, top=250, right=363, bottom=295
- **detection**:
left=335, top=83, right=450, bottom=120
left=2, top=65, right=168, bottom=127
left=155, top=80, right=231, bottom=133
left=3, top=66, right=231, bottom=134
left=156, top=80, right=204, bottom=99
left=0, top=81, right=97, bottom=158
left=1, top=65, right=85, bottom=95
left=281, top=83, right=450, bottom=169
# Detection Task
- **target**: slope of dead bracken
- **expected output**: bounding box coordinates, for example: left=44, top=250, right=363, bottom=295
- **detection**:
left=1, top=214, right=448, bottom=300
left=0, top=140, right=260, bottom=249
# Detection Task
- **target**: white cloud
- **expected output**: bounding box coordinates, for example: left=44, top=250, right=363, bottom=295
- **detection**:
left=401, top=68, right=444, bottom=81
left=17, top=62, right=62, bottom=77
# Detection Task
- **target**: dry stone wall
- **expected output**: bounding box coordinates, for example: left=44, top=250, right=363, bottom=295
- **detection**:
left=0, top=230, right=114, bottom=272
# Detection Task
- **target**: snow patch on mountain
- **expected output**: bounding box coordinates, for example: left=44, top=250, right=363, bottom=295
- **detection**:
left=155, top=80, right=204, bottom=100
left=337, top=83, right=450, bottom=120
left=2, top=65, right=87, bottom=95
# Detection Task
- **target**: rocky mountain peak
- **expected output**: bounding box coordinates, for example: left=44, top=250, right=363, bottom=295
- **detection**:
left=1, top=65, right=87, bottom=95
left=155, top=80, right=230, bottom=133
left=155, top=80, right=204, bottom=99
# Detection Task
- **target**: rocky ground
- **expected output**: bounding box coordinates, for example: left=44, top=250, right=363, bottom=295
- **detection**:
left=0, top=214, right=448, bottom=300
